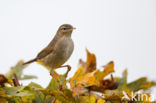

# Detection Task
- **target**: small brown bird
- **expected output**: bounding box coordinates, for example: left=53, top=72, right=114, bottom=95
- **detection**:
left=23, top=24, right=75, bottom=76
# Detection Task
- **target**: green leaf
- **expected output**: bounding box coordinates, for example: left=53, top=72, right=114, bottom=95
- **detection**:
left=21, top=75, right=37, bottom=80
left=34, top=90, right=44, bottom=103
left=28, top=82, right=43, bottom=88
left=2, top=86, right=32, bottom=97
left=127, top=77, right=155, bottom=92
left=3, top=86, right=25, bottom=95
left=46, top=79, right=59, bottom=90
left=5, top=60, right=37, bottom=80
left=44, top=95, right=54, bottom=103
left=118, top=69, right=127, bottom=90
left=12, top=92, right=32, bottom=97
left=5, top=60, right=26, bottom=79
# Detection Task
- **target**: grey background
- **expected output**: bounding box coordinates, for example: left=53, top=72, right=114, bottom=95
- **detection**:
left=0, top=0, right=156, bottom=96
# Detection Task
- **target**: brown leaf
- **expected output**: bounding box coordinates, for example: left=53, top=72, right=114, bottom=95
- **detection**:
left=0, top=74, right=8, bottom=87
left=87, top=78, right=118, bottom=93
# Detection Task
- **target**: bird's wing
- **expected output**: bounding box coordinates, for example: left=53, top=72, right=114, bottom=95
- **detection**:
left=36, top=47, right=53, bottom=59
left=23, top=45, right=54, bottom=65
left=36, top=35, right=58, bottom=59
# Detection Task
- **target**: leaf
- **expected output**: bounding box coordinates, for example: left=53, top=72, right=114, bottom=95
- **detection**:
left=0, top=98, right=8, bottom=103
left=89, top=96, right=96, bottom=103
left=28, top=82, right=43, bottom=88
left=44, top=95, right=55, bottom=103
left=127, top=77, right=154, bottom=92
left=70, top=53, right=115, bottom=96
left=97, top=99, right=105, bottom=103
left=102, top=61, right=115, bottom=77
left=46, top=90, right=72, bottom=103
left=5, top=60, right=37, bottom=80
left=70, top=67, right=85, bottom=89
left=5, top=60, right=26, bottom=79
left=76, top=69, right=98, bottom=87
left=3, top=86, right=25, bottom=95
left=46, top=78, right=59, bottom=90
left=118, top=69, right=127, bottom=91
left=2, top=86, right=32, bottom=97
left=46, top=70, right=67, bottom=90
left=63, top=88, right=74, bottom=101
left=74, top=61, right=115, bottom=87
left=21, top=75, right=37, bottom=80
left=0, top=88, right=8, bottom=98
left=34, top=90, right=44, bottom=103
left=78, top=49, right=97, bottom=74
left=70, top=67, right=98, bottom=96
left=55, top=100, right=62, bottom=103
left=11, top=92, right=32, bottom=97
left=71, top=84, right=87, bottom=97
left=85, top=49, right=96, bottom=73
left=0, top=49, right=156, bottom=103
left=87, top=79, right=118, bottom=93
left=0, top=74, right=8, bottom=87
left=94, top=61, right=115, bottom=80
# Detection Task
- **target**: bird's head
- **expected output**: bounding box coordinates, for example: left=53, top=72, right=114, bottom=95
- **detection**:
left=57, top=24, right=76, bottom=37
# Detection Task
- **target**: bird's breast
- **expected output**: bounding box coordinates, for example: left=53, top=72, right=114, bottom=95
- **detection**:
left=46, top=37, right=74, bottom=68
left=57, top=37, right=74, bottom=58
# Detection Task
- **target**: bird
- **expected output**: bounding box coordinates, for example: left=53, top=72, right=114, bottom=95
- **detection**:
left=23, top=24, right=75, bottom=76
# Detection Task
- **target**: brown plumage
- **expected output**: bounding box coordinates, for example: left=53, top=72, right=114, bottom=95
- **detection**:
left=23, top=24, right=75, bottom=71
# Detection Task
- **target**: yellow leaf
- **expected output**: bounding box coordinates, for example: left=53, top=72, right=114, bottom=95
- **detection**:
left=89, top=96, right=96, bottom=103
left=70, top=67, right=85, bottom=88
left=97, top=99, right=105, bottom=103
left=70, top=61, right=115, bottom=96
left=102, top=61, right=115, bottom=77
left=22, top=98, right=28, bottom=103
left=55, top=100, right=62, bottom=103
left=86, top=49, right=96, bottom=73
left=0, top=89, right=8, bottom=98
left=72, top=84, right=87, bottom=97
left=0, top=98, right=7, bottom=103
left=76, top=70, right=98, bottom=87
left=94, top=61, right=115, bottom=81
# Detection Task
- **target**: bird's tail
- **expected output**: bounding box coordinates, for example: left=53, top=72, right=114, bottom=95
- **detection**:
left=23, top=58, right=37, bottom=65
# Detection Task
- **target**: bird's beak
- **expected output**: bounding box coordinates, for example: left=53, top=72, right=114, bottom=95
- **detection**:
left=71, top=27, right=76, bottom=30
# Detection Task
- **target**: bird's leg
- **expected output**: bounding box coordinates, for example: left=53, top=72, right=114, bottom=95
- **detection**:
left=50, top=69, right=63, bottom=90
left=59, top=65, right=71, bottom=77
left=50, top=69, right=54, bottom=78
left=50, top=69, right=58, bottom=81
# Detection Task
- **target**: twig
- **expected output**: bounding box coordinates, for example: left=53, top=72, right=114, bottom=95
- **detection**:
left=51, top=97, right=56, bottom=103
left=13, top=73, right=20, bottom=86
left=111, top=74, right=114, bottom=82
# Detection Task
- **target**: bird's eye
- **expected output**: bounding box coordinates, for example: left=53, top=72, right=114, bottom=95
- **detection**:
left=62, top=28, right=67, bottom=30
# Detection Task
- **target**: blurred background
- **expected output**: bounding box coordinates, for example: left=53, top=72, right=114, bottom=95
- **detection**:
left=0, top=0, right=156, bottom=96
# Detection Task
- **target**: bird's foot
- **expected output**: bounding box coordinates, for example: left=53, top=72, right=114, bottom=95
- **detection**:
left=60, top=65, right=71, bottom=77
